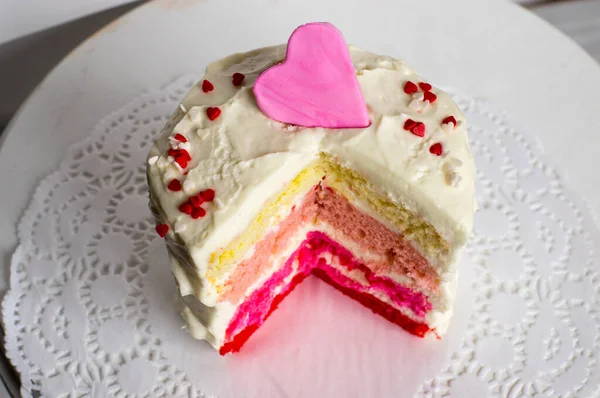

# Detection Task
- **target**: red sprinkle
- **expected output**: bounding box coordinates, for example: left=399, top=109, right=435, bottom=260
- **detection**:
left=167, top=179, right=182, bottom=191
left=155, top=224, right=169, bottom=237
left=412, top=122, right=426, bottom=137
left=174, top=133, right=187, bottom=143
left=179, top=149, right=192, bottom=162
left=403, top=81, right=418, bottom=94
left=423, top=91, right=437, bottom=103
left=190, top=196, right=203, bottom=208
left=419, top=82, right=432, bottom=91
left=206, top=107, right=221, bottom=121
left=442, top=116, right=457, bottom=126
left=174, top=156, right=188, bottom=169
left=232, top=73, right=245, bottom=87
left=171, top=148, right=191, bottom=169
left=191, top=207, right=207, bottom=219
left=403, top=119, right=418, bottom=131
left=179, top=202, right=193, bottom=214
left=202, top=80, right=214, bottom=93
left=200, top=189, right=215, bottom=202
left=429, top=143, right=443, bottom=156
left=179, top=149, right=191, bottom=161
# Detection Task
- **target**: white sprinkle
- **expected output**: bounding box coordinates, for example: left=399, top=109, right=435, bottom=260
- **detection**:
left=183, top=179, right=196, bottom=194
left=443, top=160, right=463, bottom=187
left=441, top=123, right=453, bottom=133
left=283, top=124, right=300, bottom=132
left=164, top=168, right=178, bottom=182
left=174, top=221, right=187, bottom=233
left=180, top=142, right=191, bottom=151
left=409, top=99, right=421, bottom=111
left=214, top=198, right=224, bottom=209
left=179, top=104, right=187, bottom=113
left=421, top=100, right=431, bottom=112
left=157, top=157, right=169, bottom=168
left=167, top=156, right=175, bottom=163
left=147, top=155, right=159, bottom=165
left=412, top=92, right=424, bottom=101
left=449, top=157, right=463, bottom=168
left=449, top=173, right=462, bottom=187
left=197, top=129, right=210, bottom=140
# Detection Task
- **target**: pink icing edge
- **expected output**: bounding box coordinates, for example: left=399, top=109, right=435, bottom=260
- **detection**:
left=225, top=231, right=432, bottom=341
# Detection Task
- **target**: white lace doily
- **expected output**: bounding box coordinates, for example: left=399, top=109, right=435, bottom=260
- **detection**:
left=4, top=76, right=600, bottom=398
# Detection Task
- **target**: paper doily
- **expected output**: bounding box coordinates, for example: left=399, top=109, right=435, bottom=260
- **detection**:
left=3, top=76, right=600, bottom=398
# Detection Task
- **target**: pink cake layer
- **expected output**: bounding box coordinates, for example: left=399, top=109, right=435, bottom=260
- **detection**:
left=222, top=231, right=433, bottom=353
left=222, top=184, right=438, bottom=304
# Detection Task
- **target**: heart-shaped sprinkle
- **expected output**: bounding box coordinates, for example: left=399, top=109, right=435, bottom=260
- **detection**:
left=404, top=81, right=418, bottom=94
left=442, top=116, right=456, bottom=126
left=179, top=202, right=192, bottom=214
left=167, top=179, right=182, bottom=191
left=253, top=22, right=370, bottom=129
left=419, top=82, right=432, bottom=92
left=169, top=148, right=191, bottom=169
left=200, top=189, right=215, bottom=202
left=423, top=91, right=437, bottom=103
left=174, top=133, right=187, bottom=143
left=191, top=207, right=206, bottom=219
left=403, top=118, right=425, bottom=137
left=403, top=119, right=417, bottom=131
left=429, top=143, right=443, bottom=156
left=206, top=107, right=221, bottom=121
left=155, top=224, right=169, bottom=237
left=180, top=150, right=191, bottom=161
left=232, top=73, right=245, bottom=86
left=202, top=80, right=214, bottom=93
left=190, top=196, right=202, bottom=208
left=412, top=122, right=426, bottom=137
left=174, top=157, right=188, bottom=169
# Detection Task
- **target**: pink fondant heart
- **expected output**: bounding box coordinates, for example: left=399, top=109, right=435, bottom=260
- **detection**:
left=253, top=22, right=370, bottom=129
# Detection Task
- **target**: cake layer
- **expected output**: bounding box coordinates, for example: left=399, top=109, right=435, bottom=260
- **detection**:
left=172, top=184, right=452, bottom=349
left=221, top=184, right=440, bottom=304
left=221, top=231, right=432, bottom=355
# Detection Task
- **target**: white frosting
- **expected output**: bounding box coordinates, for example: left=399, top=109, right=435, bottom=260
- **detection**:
left=147, top=45, right=475, bottom=345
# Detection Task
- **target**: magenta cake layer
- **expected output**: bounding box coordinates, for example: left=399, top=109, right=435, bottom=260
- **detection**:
left=222, top=184, right=439, bottom=303
left=224, top=231, right=433, bottom=343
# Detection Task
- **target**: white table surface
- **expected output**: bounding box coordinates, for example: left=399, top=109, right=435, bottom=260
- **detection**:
left=0, top=0, right=599, bottom=396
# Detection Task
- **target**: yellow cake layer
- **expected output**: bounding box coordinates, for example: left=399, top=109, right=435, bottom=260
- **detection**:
left=206, top=154, right=449, bottom=284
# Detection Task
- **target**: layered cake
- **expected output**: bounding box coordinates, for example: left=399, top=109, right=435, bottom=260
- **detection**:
left=147, top=23, right=475, bottom=355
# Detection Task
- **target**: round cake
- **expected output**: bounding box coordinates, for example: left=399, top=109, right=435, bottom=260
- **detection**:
left=147, top=22, right=475, bottom=355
